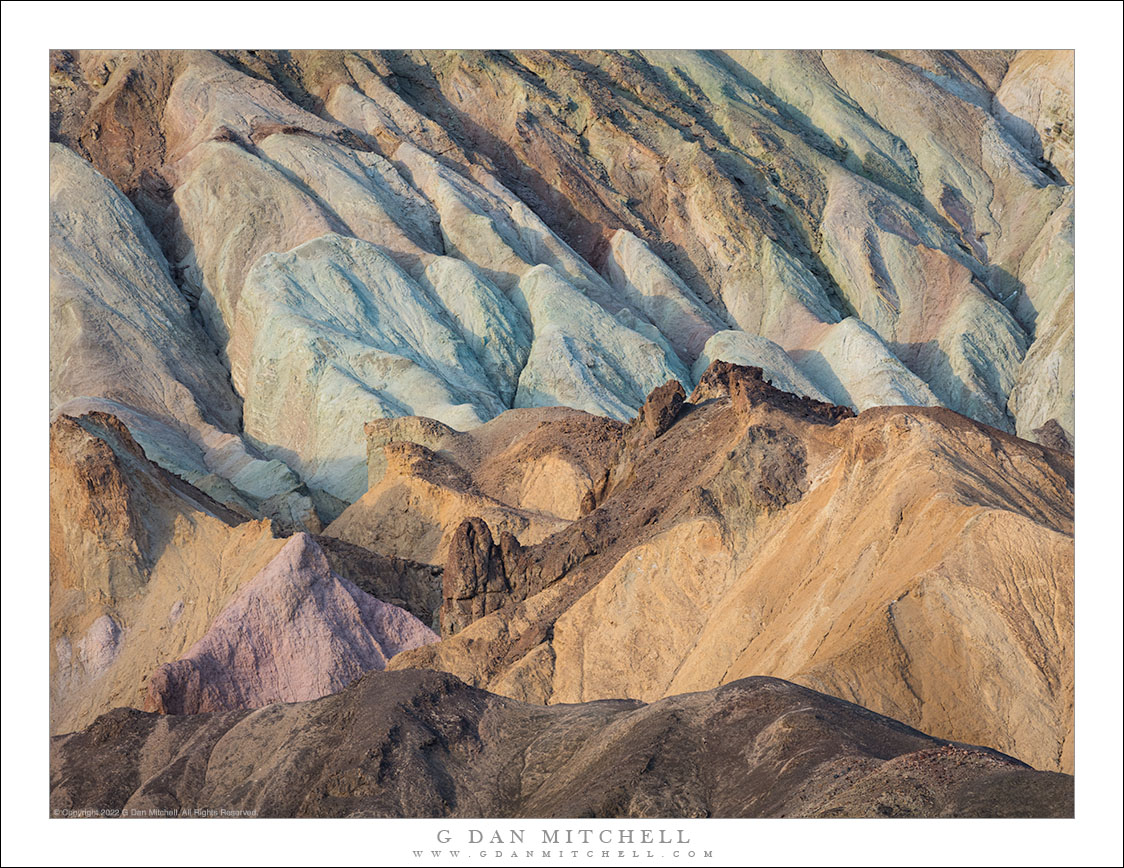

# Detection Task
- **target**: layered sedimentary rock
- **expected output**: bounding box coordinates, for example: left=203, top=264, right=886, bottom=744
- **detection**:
left=49, top=411, right=287, bottom=735
left=51, top=670, right=1072, bottom=819
left=993, top=50, right=1074, bottom=184
left=50, top=49, right=1075, bottom=534
left=313, top=535, right=443, bottom=630
left=49, top=411, right=435, bottom=733
left=47, top=49, right=1077, bottom=815
left=324, top=406, right=624, bottom=564
left=144, top=534, right=437, bottom=714
left=231, top=233, right=507, bottom=513
left=387, top=364, right=1073, bottom=773
left=49, top=143, right=318, bottom=529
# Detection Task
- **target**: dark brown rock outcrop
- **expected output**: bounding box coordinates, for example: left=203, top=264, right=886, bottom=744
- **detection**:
left=1032, top=418, right=1073, bottom=454
left=314, top=535, right=442, bottom=628
left=427, top=365, right=849, bottom=649
left=325, top=406, right=626, bottom=565
left=634, top=379, right=687, bottom=438
left=45, top=50, right=1077, bottom=822
left=691, top=360, right=856, bottom=424
left=50, top=670, right=1072, bottom=819
left=387, top=363, right=1073, bottom=774
left=441, top=519, right=521, bottom=636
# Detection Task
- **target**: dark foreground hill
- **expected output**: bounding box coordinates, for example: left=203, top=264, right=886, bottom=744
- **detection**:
left=51, top=669, right=1071, bottom=819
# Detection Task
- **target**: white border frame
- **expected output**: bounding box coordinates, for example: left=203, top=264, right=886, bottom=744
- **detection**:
left=4, top=3, right=1121, bottom=865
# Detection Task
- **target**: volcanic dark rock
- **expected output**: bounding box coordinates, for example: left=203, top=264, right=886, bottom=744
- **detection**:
left=50, top=670, right=1073, bottom=819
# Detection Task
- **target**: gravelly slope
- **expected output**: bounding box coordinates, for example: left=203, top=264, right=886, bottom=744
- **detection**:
left=377, top=364, right=1074, bottom=773
left=49, top=49, right=1074, bottom=525
left=46, top=50, right=1076, bottom=816
left=50, top=669, right=1073, bottom=819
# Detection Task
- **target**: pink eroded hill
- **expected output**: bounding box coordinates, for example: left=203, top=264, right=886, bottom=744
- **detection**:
left=144, top=533, right=438, bottom=714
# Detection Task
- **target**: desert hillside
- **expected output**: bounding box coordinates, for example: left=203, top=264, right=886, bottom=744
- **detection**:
left=50, top=49, right=1074, bottom=527
left=48, top=49, right=1075, bottom=817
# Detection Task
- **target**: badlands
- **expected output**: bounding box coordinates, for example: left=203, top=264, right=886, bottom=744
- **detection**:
left=49, top=49, right=1074, bottom=817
